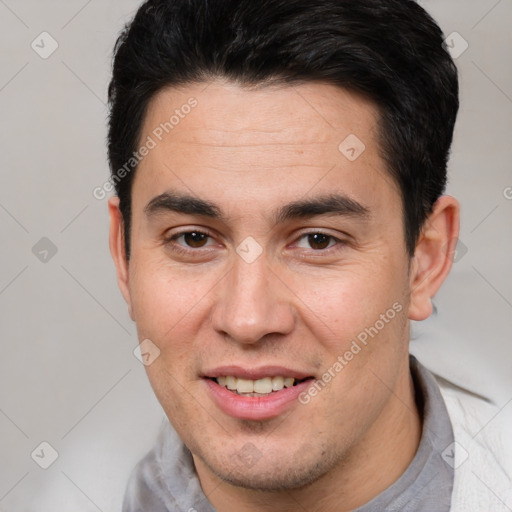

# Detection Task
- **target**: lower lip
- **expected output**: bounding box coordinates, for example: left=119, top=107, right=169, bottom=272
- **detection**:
left=204, top=378, right=313, bottom=420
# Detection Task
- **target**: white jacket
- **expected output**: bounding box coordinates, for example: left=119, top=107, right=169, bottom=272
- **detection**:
left=439, top=377, right=512, bottom=511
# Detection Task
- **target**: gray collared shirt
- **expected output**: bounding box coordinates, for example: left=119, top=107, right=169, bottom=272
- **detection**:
left=123, top=356, right=454, bottom=511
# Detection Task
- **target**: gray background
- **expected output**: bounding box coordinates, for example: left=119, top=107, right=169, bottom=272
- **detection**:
left=0, top=0, right=511, bottom=510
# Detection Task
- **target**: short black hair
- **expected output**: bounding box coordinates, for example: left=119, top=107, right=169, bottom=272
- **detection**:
left=107, top=0, right=459, bottom=259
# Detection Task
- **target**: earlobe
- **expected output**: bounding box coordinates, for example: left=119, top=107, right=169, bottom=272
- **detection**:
left=408, top=255, right=433, bottom=320
left=408, top=195, right=460, bottom=321
left=108, top=197, right=134, bottom=321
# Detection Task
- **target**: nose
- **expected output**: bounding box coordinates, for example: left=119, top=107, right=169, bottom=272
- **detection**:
left=211, top=251, right=295, bottom=345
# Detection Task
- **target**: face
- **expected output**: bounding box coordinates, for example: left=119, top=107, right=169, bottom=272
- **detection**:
left=116, top=80, right=419, bottom=491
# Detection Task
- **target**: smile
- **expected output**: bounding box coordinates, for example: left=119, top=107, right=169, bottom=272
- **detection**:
left=202, top=367, right=315, bottom=420
left=214, top=375, right=305, bottom=396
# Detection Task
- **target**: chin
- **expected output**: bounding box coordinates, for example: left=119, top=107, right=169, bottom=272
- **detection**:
left=197, top=443, right=339, bottom=492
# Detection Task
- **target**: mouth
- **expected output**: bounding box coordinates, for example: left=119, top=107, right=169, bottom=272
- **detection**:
left=207, top=375, right=312, bottom=397
left=202, top=367, right=315, bottom=420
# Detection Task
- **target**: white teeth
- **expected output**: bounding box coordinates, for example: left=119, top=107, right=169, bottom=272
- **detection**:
left=236, top=378, right=254, bottom=393
left=272, top=376, right=284, bottom=391
left=215, top=376, right=297, bottom=394
left=284, top=377, right=295, bottom=388
left=225, top=376, right=237, bottom=390
left=254, top=377, right=272, bottom=394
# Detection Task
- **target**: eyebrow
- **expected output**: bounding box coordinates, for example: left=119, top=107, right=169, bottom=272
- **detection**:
left=144, top=191, right=370, bottom=224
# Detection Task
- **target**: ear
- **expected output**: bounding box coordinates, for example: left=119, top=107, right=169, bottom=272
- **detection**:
left=108, top=197, right=134, bottom=321
left=408, top=195, right=460, bottom=321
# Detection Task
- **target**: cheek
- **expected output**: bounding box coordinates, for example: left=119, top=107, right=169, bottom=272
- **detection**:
left=128, top=255, right=214, bottom=344
left=288, top=260, right=405, bottom=340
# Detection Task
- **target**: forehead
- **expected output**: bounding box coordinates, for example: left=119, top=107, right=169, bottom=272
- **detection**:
left=142, top=80, right=378, bottom=152
left=132, top=80, right=400, bottom=220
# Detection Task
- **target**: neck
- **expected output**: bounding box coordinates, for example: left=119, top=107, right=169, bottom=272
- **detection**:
left=194, top=360, right=421, bottom=512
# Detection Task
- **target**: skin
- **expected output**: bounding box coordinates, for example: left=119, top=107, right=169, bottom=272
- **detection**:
left=109, top=80, right=459, bottom=511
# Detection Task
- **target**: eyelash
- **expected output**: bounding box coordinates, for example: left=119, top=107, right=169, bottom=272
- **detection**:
left=164, top=229, right=345, bottom=256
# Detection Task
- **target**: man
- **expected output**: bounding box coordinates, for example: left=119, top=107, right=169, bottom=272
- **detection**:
left=107, top=0, right=511, bottom=510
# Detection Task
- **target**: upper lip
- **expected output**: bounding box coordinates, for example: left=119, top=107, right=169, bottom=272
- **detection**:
left=202, top=365, right=314, bottom=380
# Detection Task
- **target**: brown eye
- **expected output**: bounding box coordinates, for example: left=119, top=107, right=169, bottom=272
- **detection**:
left=307, top=233, right=332, bottom=250
left=165, top=230, right=212, bottom=255
left=182, top=231, right=209, bottom=248
left=294, top=231, right=343, bottom=253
